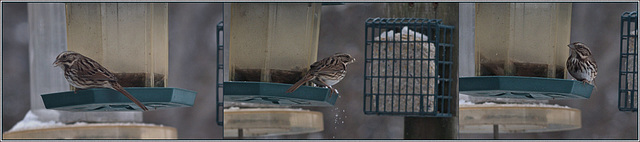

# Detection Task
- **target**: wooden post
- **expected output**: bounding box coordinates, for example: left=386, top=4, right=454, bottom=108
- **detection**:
left=387, top=3, right=459, bottom=139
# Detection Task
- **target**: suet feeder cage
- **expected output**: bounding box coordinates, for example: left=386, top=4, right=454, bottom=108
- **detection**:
left=224, top=3, right=337, bottom=107
left=216, top=21, right=225, bottom=126
left=460, top=3, right=593, bottom=100
left=619, top=11, right=638, bottom=112
left=40, top=3, right=196, bottom=111
left=363, top=18, right=455, bottom=117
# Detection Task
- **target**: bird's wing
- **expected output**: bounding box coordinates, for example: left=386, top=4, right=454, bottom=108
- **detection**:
left=309, top=56, right=343, bottom=74
left=73, top=58, right=118, bottom=82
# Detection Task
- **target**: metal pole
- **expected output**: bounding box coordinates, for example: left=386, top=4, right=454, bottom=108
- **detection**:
left=493, top=124, right=499, bottom=139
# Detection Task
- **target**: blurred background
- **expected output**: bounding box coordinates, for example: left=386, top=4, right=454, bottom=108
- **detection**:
left=2, top=2, right=638, bottom=139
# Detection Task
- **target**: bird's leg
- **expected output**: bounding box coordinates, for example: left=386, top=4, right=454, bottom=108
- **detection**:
left=578, top=79, right=590, bottom=86
left=315, top=79, right=337, bottom=96
left=327, top=86, right=337, bottom=95
left=72, top=87, right=85, bottom=94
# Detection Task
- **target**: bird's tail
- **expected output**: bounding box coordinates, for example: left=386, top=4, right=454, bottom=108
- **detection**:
left=111, top=82, right=149, bottom=111
left=286, top=74, right=314, bottom=93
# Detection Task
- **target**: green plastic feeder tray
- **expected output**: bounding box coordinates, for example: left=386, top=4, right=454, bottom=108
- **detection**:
left=223, top=81, right=338, bottom=107
left=41, top=87, right=197, bottom=111
left=460, top=76, right=593, bottom=100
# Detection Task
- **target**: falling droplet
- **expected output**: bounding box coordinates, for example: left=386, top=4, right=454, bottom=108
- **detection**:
left=341, top=121, right=344, bottom=124
left=342, top=110, right=345, bottom=112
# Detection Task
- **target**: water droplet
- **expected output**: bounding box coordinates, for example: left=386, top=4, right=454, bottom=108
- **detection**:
left=341, top=121, right=344, bottom=123
left=335, top=114, right=339, bottom=117
left=342, top=110, right=345, bottom=112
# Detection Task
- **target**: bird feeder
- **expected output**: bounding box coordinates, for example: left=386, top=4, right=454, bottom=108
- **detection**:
left=12, top=3, right=179, bottom=139
left=461, top=3, right=593, bottom=100
left=221, top=3, right=329, bottom=138
left=65, top=3, right=168, bottom=87
left=457, top=3, right=586, bottom=139
left=224, top=3, right=336, bottom=106
left=40, top=3, right=196, bottom=112
left=475, top=3, right=571, bottom=78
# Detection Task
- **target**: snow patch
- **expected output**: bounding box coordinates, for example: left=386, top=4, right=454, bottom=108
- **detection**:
left=8, top=111, right=162, bottom=132
left=8, top=111, right=65, bottom=132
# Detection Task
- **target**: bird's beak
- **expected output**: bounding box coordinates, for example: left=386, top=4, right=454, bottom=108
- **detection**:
left=567, top=44, right=574, bottom=49
left=53, top=60, right=60, bottom=67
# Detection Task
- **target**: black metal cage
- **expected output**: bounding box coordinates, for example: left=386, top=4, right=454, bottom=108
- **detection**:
left=363, top=18, right=454, bottom=117
left=216, top=21, right=225, bottom=125
left=619, top=11, right=638, bottom=112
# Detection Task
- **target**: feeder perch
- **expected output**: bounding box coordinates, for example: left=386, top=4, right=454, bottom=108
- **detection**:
left=460, top=76, right=593, bottom=100
left=41, top=87, right=196, bottom=111
left=224, top=81, right=338, bottom=107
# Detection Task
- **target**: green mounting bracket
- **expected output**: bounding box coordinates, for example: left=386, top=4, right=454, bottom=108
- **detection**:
left=41, top=87, right=197, bottom=111
left=460, top=76, right=593, bottom=100
left=223, top=81, right=338, bottom=107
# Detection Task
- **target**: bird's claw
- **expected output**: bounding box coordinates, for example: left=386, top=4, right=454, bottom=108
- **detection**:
left=328, top=89, right=339, bottom=98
